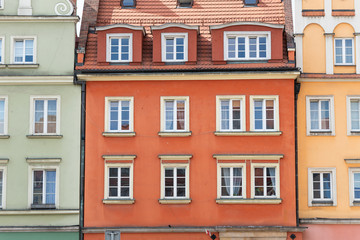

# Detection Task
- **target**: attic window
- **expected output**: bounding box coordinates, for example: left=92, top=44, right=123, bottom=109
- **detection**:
left=121, top=0, right=136, bottom=8
left=244, top=0, right=258, bottom=6
left=177, top=0, right=193, bottom=8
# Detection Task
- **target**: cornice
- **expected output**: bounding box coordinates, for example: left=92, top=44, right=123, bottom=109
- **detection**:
left=0, top=76, right=74, bottom=85
left=0, top=16, right=79, bottom=23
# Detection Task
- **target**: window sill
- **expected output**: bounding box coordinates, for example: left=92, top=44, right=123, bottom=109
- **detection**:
left=0, top=135, right=10, bottom=139
left=349, top=131, right=360, bottom=136
left=158, top=131, right=192, bottom=137
left=311, top=200, right=334, bottom=207
left=31, top=204, right=56, bottom=210
left=26, top=134, right=63, bottom=139
left=158, top=198, right=191, bottom=204
left=102, top=132, right=136, bottom=137
left=216, top=198, right=282, bottom=204
left=352, top=201, right=360, bottom=206
left=214, top=131, right=282, bottom=136
left=308, top=131, right=333, bottom=136
left=0, top=159, right=9, bottom=164
left=0, top=64, right=5, bottom=68
left=102, top=199, right=135, bottom=205
left=7, top=64, right=39, bottom=69
left=334, top=64, right=355, bottom=67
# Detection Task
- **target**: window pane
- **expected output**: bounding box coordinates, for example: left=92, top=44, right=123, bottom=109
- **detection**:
left=254, top=100, right=263, bottom=129
left=47, top=100, right=57, bottom=133
left=310, top=101, right=319, bottom=130
left=0, top=100, right=4, bottom=134
left=177, top=187, right=185, bottom=197
left=221, top=100, right=230, bottom=130
left=176, top=100, right=185, bottom=130
left=237, top=37, right=245, bottom=58
left=123, top=0, right=135, bottom=7
left=265, top=100, right=274, bottom=129
left=121, top=187, right=129, bottom=196
left=228, top=37, right=236, bottom=58
left=46, top=171, right=56, bottom=204
left=249, top=38, right=257, bottom=58
left=33, top=171, right=43, bottom=204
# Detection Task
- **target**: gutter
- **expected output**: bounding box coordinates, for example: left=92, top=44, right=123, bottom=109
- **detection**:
left=294, top=80, right=301, bottom=227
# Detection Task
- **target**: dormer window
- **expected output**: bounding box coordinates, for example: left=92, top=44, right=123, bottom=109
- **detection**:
left=121, top=0, right=136, bottom=8
left=106, top=34, right=132, bottom=62
left=178, top=0, right=193, bottom=8
left=244, top=0, right=258, bottom=6
left=161, top=33, right=188, bottom=62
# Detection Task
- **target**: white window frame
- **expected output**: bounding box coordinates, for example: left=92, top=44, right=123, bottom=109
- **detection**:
left=0, top=96, right=8, bottom=135
left=160, top=96, right=190, bottom=132
left=249, top=95, right=279, bottom=131
left=334, top=38, right=354, bottom=65
left=104, top=162, right=134, bottom=200
left=0, top=166, right=7, bottom=209
left=224, top=31, right=271, bottom=61
left=216, top=95, right=246, bottom=132
left=0, top=0, right=4, bottom=9
left=308, top=168, right=337, bottom=207
left=347, top=96, right=360, bottom=135
left=251, top=163, right=280, bottom=199
left=217, top=163, right=246, bottom=199
left=10, top=36, right=37, bottom=64
left=104, top=97, right=134, bottom=133
left=349, top=168, right=360, bottom=206
left=29, top=96, right=61, bottom=135
left=106, top=33, right=133, bottom=63
left=0, top=37, right=4, bottom=64
left=306, top=96, right=335, bottom=136
left=28, top=165, right=60, bottom=209
left=160, top=163, right=190, bottom=199
left=161, top=33, right=188, bottom=62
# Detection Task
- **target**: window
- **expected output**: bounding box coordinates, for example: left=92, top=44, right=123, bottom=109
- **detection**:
left=12, top=38, right=35, bottom=64
left=0, top=0, right=3, bottom=9
left=121, top=0, right=136, bottom=8
left=252, top=164, right=279, bottom=198
left=334, top=38, right=354, bottom=65
left=32, top=169, right=57, bottom=208
left=30, top=96, right=60, bottom=135
left=244, top=0, right=258, bottom=6
left=178, top=0, right=193, bottom=8
left=350, top=168, right=360, bottom=206
left=106, top=34, right=132, bottom=62
left=161, top=33, right=188, bottom=62
left=216, top=96, right=246, bottom=132
left=347, top=96, right=360, bottom=134
left=250, top=95, right=279, bottom=131
left=224, top=32, right=270, bottom=61
left=104, top=97, right=134, bottom=133
left=308, top=168, right=336, bottom=206
left=0, top=167, right=6, bottom=209
left=0, top=96, right=8, bottom=135
left=160, top=96, right=190, bottom=133
left=217, top=163, right=246, bottom=198
left=0, top=37, right=4, bottom=64
left=106, top=165, right=133, bottom=199
left=306, top=96, right=335, bottom=135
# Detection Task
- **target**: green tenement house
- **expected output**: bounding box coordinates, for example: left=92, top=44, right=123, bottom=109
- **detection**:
left=0, top=0, right=80, bottom=239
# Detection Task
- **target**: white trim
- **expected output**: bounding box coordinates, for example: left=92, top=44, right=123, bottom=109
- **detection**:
left=356, top=35, right=360, bottom=74
left=10, top=36, right=37, bottom=64
left=28, top=164, right=60, bottom=209
left=160, top=163, right=190, bottom=199
left=0, top=37, right=4, bottom=64
left=26, top=158, right=61, bottom=164
left=102, top=155, right=136, bottom=161
left=250, top=163, right=280, bottom=199
left=160, top=96, right=190, bottom=132
left=346, top=96, right=360, bottom=135
left=0, top=76, right=73, bottom=85
left=0, top=16, right=79, bottom=22
left=106, top=33, right=133, bottom=63
left=224, top=31, right=271, bottom=61
left=0, top=96, right=8, bottom=136
left=213, top=154, right=283, bottom=161
left=104, top=162, right=134, bottom=200
left=151, top=23, right=199, bottom=31
left=104, top=96, right=134, bottom=132
left=96, top=24, right=145, bottom=35
left=161, top=33, right=188, bottom=62
left=158, top=155, right=192, bottom=161
left=217, top=162, right=246, bottom=199
left=334, top=38, right=355, bottom=66
left=0, top=0, right=4, bottom=9
left=325, top=34, right=334, bottom=74
left=29, top=95, right=61, bottom=135
left=210, top=22, right=284, bottom=30
left=216, top=95, right=246, bottom=132
left=0, top=166, right=7, bottom=209
left=249, top=95, right=280, bottom=132
left=349, top=168, right=360, bottom=206
left=306, top=96, right=335, bottom=136
left=0, top=210, right=78, bottom=215
left=308, top=168, right=337, bottom=207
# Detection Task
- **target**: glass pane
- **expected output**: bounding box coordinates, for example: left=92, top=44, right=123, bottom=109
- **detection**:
left=46, top=170, right=56, bottom=204
left=121, top=187, right=129, bottom=197
left=165, top=187, right=173, bottom=197
left=121, top=168, right=129, bottom=177
left=33, top=171, right=43, bottom=204
left=109, top=188, right=118, bottom=197
left=177, top=187, right=185, bottom=197
left=123, top=0, right=135, bottom=7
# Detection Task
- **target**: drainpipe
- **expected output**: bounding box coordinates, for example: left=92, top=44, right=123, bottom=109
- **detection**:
left=294, top=79, right=301, bottom=227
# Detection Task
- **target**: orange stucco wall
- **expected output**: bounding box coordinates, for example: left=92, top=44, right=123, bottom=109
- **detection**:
left=332, top=0, right=354, bottom=10
left=302, top=224, right=360, bottom=240
left=84, top=78, right=297, bottom=228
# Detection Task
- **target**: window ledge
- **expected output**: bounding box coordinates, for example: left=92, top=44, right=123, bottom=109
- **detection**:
left=352, top=201, right=360, bottom=206
left=349, top=131, right=360, bottom=136
left=102, top=132, right=136, bottom=137
left=158, top=131, right=192, bottom=137
left=0, top=209, right=79, bottom=215
left=214, top=131, right=282, bottom=136
left=0, top=64, right=5, bottom=68
left=158, top=198, right=191, bottom=204
left=334, top=64, right=355, bottom=67
left=31, top=204, right=56, bottom=210
left=311, top=200, right=334, bottom=207
left=26, top=134, right=63, bottom=139
left=7, top=64, right=39, bottom=69
left=308, top=131, right=333, bottom=136
left=216, top=198, right=282, bottom=204
left=102, top=199, right=135, bottom=205
left=0, top=135, right=10, bottom=139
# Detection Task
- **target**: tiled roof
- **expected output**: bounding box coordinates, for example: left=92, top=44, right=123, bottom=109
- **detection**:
left=77, top=0, right=295, bottom=72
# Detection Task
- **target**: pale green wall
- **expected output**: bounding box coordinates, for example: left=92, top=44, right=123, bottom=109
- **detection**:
left=0, top=21, right=76, bottom=76
left=0, top=0, right=74, bottom=16
left=0, top=84, right=81, bottom=226
left=0, top=232, right=78, bottom=240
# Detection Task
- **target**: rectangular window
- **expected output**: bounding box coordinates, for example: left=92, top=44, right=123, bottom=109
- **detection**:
left=13, top=38, right=34, bottom=63
left=306, top=96, right=334, bottom=135
left=350, top=169, right=360, bottom=205
left=225, top=32, right=270, bottom=61
left=121, top=0, right=136, bottom=8
left=250, top=96, right=279, bottom=131
left=107, top=34, right=132, bottom=62
left=254, top=167, right=276, bottom=197
left=161, top=96, right=189, bottom=132
left=347, top=96, right=360, bottom=134
left=335, top=38, right=354, bottom=65
left=108, top=167, right=131, bottom=198
left=244, top=0, right=258, bottom=5
left=308, top=168, right=336, bottom=206
left=0, top=37, right=3, bottom=64
left=216, top=96, right=246, bottom=132
left=164, top=167, right=187, bottom=198
left=0, top=96, right=8, bottom=135
left=105, top=97, right=134, bottom=133
left=220, top=167, right=243, bottom=197
left=32, top=98, right=58, bottom=134
left=32, top=170, right=56, bottom=206
left=0, top=169, right=4, bottom=209
left=177, top=0, right=193, bottom=8
left=162, top=33, right=188, bottom=62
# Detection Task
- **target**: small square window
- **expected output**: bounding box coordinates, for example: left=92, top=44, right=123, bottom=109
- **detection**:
left=30, top=96, right=60, bottom=135
left=121, top=0, right=136, bottom=8
left=104, top=97, right=134, bottom=133
left=160, top=96, right=189, bottom=132
left=217, top=163, right=246, bottom=199
left=306, top=96, right=335, bottom=136
left=350, top=168, right=360, bottom=206
left=161, top=33, right=188, bottom=62
left=107, top=34, right=132, bottom=63
left=105, top=163, right=133, bottom=200
left=12, top=37, right=36, bottom=64
left=216, top=95, right=246, bottom=132
left=31, top=168, right=58, bottom=209
left=347, top=96, right=360, bottom=135
left=251, top=163, right=280, bottom=199
left=334, top=38, right=354, bottom=65
left=250, top=95, right=279, bottom=131
left=0, top=96, right=8, bottom=135
left=308, top=168, right=336, bottom=206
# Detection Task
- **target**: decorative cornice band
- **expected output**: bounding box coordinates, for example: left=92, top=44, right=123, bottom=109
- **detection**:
left=300, top=218, right=360, bottom=224
left=210, top=22, right=284, bottom=30
left=0, top=16, right=79, bottom=23
left=96, top=24, right=146, bottom=35
left=0, top=226, right=79, bottom=232
left=213, top=154, right=284, bottom=161
left=0, top=76, right=73, bottom=85
left=0, top=210, right=79, bottom=215
left=158, top=154, right=193, bottom=161
left=344, top=159, right=360, bottom=164
left=26, top=158, right=61, bottom=164
left=102, top=155, right=137, bottom=161
left=0, top=159, right=9, bottom=164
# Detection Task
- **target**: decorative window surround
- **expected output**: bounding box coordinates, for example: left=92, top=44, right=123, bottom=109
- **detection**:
left=0, top=96, right=8, bottom=136
left=102, top=155, right=136, bottom=161
left=0, top=165, right=7, bottom=209
left=161, top=33, right=188, bottom=62
left=213, top=154, right=283, bottom=161
left=10, top=36, right=36, bottom=64
left=349, top=168, right=360, bottom=206
left=249, top=95, right=279, bottom=132
left=26, top=158, right=61, bottom=164
left=216, top=95, right=246, bottom=132
left=345, top=159, right=360, bottom=164
left=251, top=163, right=280, bottom=199
left=0, top=158, right=9, bottom=164
left=306, top=96, right=335, bottom=136
left=104, top=97, right=134, bottom=136
left=106, top=34, right=133, bottom=63
left=308, top=168, right=337, bottom=207
left=347, top=96, right=360, bottom=135
left=334, top=38, right=354, bottom=65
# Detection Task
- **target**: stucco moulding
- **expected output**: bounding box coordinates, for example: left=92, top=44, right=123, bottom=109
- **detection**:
left=214, top=131, right=282, bottom=136
left=102, top=132, right=136, bottom=137
left=26, top=158, right=62, bottom=164
left=0, top=159, right=9, bottom=164
left=102, top=199, right=135, bottom=205
left=0, top=76, right=73, bottom=85
left=213, top=154, right=284, bottom=161
left=0, top=16, right=78, bottom=22
left=344, top=159, right=360, bottom=164
left=158, top=154, right=193, bottom=161
left=102, top=155, right=136, bottom=161
left=0, top=135, right=10, bottom=139
left=55, top=0, right=74, bottom=16
left=216, top=198, right=282, bottom=204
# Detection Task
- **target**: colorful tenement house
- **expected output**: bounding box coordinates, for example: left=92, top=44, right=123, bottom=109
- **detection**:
left=0, top=0, right=80, bottom=239
left=77, top=0, right=304, bottom=239
left=294, top=0, right=360, bottom=239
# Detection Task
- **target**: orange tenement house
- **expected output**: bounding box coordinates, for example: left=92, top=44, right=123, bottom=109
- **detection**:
left=76, top=0, right=305, bottom=239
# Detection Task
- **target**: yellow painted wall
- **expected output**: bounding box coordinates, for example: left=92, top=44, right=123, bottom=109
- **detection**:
left=298, top=81, right=360, bottom=218
left=302, top=0, right=324, bottom=10
left=303, top=24, right=326, bottom=74
left=332, top=0, right=354, bottom=10
left=333, top=23, right=356, bottom=74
